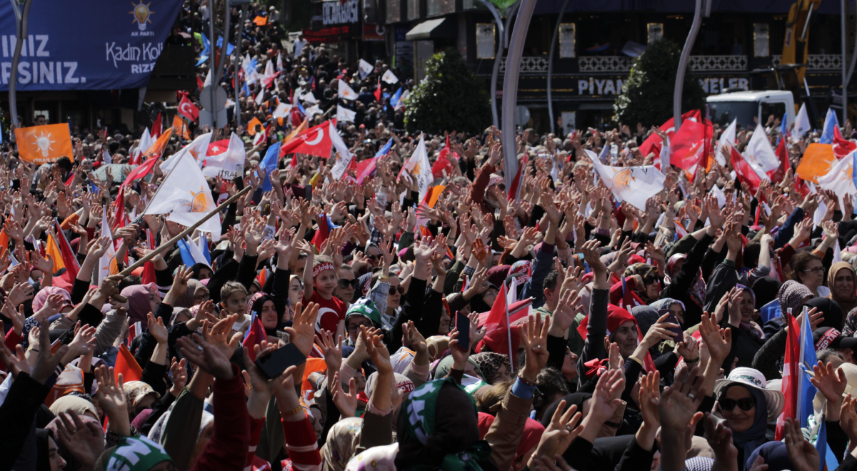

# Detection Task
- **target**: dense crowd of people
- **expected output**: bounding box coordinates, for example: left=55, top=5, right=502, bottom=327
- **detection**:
left=5, top=2, right=857, bottom=471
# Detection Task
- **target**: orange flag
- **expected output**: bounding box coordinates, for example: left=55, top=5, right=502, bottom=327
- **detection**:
left=45, top=232, right=66, bottom=274
left=795, top=143, right=836, bottom=183
left=0, top=230, right=8, bottom=257
left=141, top=128, right=173, bottom=160
left=171, top=115, right=191, bottom=140
left=422, top=185, right=446, bottom=208
left=247, top=117, right=263, bottom=136
left=115, top=344, right=143, bottom=383
left=254, top=16, right=268, bottom=26
left=14, top=124, right=74, bottom=164
left=300, top=358, right=327, bottom=398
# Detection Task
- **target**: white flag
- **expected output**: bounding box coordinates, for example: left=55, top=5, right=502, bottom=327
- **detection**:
left=272, top=103, right=291, bottom=118
left=203, top=69, right=211, bottom=87
left=330, top=121, right=353, bottom=181
left=97, top=207, right=117, bottom=285
left=358, top=59, right=374, bottom=79
left=305, top=105, right=322, bottom=118
left=255, top=88, right=265, bottom=105
left=301, top=91, right=318, bottom=104
left=336, top=105, right=356, bottom=123
left=794, top=103, right=811, bottom=138
left=276, top=51, right=283, bottom=71
left=382, top=69, right=398, bottom=84
left=161, top=132, right=212, bottom=172
left=715, top=119, right=736, bottom=166
left=102, top=145, right=112, bottom=164
left=394, top=90, right=409, bottom=111
left=407, top=134, right=434, bottom=203
left=145, top=152, right=222, bottom=241
left=202, top=133, right=245, bottom=180
left=587, top=153, right=666, bottom=211
left=817, top=150, right=857, bottom=208
left=338, top=80, right=359, bottom=101
left=134, top=128, right=153, bottom=161
left=745, top=123, right=781, bottom=174
left=834, top=238, right=843, bottom=263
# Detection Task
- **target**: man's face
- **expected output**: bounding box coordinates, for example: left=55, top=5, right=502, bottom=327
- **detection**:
left=36, top=116, right=46, bottom=126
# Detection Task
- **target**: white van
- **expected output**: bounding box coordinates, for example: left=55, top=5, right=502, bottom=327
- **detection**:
left=706, top=90, right=795, bottom=130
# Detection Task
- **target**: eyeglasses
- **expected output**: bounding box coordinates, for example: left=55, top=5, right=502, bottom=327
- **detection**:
left=803, top=267, right=824, bottom=274
left=347, top=322, right=373, bottom=332
left=388, top=286, right=405, bottom=295
left=338, top=279, right=359, bottom=289
left=367, top=254, right=380, bottom=261
left=718, top=397, right=756, bottom=412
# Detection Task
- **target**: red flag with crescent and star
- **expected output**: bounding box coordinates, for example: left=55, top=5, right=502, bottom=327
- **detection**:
left=278, top=121, right=333, bottom=159
left=178, top=96, right=199, bottom=122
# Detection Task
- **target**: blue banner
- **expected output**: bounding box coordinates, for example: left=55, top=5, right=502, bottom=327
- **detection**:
left=0, top=0, right=182, bottom=91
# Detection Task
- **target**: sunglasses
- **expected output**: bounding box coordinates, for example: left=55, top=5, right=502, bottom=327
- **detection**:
left=388, top=286, right=405, bottom=295
left=338, top=279, right=359, bottom=289
left=719, top=397, right=756, bottom=412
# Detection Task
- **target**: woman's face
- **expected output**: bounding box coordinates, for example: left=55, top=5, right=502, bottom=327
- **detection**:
left=197, top=267, right=213, bottom=280
left=669, top=303, right=684, bottom=324
left=438, top=306, right=451, bottom=335
left=493, top=364, right=512, bottom=383
left=148, top=289, right=160, bottom=314
left=800, top=259, right=825, bottom=291
left=366, top=246, right=381, bottom=267
left=562, top=348, right=579, bottom=382
left=644, top=280, right=660, bottom=300
left=613, top=321, right=639, bottom=358
left=260, top=300, right=277, bottom=329
left=334, top=269, right=356, bottom=303
left=483, top=287, right=498, bottom=307
left=386, top=277, right=402, bottom=311
left=834, top=269, right=856, bottom=300
left=288, top=278, right=304, bottom=307
left=48, top=436, right=66, bottom=471
left=719, top=386, right=756, bottom=433
left=740, top=291, right=755, bottom=323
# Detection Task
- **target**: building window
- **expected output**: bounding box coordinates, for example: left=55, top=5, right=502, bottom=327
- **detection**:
left=647, top=23, right=663, bottom=44
left=559, top=23, right=575, bottom=58
left=754, top=23, right=770, bottom=57
left=407, top=0, right=421, bottom=20
left=476, top=23, right=495, bottom=59
left=387, top=0, right=403, bottom=23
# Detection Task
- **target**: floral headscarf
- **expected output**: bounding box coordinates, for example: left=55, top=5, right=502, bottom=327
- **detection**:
left=322, top=417, right=363, bottom=471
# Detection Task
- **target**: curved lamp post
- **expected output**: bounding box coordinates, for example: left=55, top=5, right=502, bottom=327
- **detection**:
left=547, top=0, right=571, bottom=135
left=502, top=0, right=536, bottom=194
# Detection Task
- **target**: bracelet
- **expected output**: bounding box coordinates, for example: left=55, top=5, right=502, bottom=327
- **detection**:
left=27, top=348, right=40, bottom=352
left=517, top=374, right=537, bottom=387
left=684, top=357, right=700, bottom=364
left=282, top=405, right=304, bottom=418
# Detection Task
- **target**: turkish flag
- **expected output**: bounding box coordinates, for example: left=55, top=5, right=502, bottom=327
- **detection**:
left=670, top=119, right=706, bottom=170
left=772, top=138, right=790, bottom=183
left=151, top=113, right=162, bottom=139
left=374, top=80, right=382, bottom=102
left=279, top=121, right=333, bottom=159
left=178, top=96, right=199, bottom=122
left=122, top=155, right=161, bottom=187
left=207, top=139, right=231, bottom=157
left=730, top=146, right=763, bottom=192
left=639, top=110, right=702, bottom=159
left=833, top=126, right=857, bottom=159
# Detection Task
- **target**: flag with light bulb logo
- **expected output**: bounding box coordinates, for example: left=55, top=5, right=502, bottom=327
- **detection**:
left=15, top=124, right=74, bottom=164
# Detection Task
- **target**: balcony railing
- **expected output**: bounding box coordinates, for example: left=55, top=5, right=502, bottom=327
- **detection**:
left=496, top=54, right=838, bottom=74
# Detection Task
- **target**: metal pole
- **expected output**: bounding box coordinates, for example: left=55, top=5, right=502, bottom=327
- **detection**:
left=673, top=0, right=704, bottom=130
left=215, top=1, right=231, bottom=91
left=502, top=0, right=535, bottom=193
left=8, top=0, right=33, bottom=128
left=476, top=0, right=504, bottom=129
left=234, top=4, right=247, bottom=128
left=493, top=2, right=520, bottom=130
left=207, top=0, right=217, bottom=128
left=547, top=0, right=571, bottom=135
left=843, top=0, right=848, bottom=124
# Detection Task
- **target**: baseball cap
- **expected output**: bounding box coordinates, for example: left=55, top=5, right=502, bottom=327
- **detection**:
left=813, top=327, right=857, bottom=352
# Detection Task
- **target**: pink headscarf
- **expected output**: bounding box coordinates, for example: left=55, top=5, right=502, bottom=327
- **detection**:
left=32, top=286, right=73, bottom=313
left=120, top=283, right=159, bottom=328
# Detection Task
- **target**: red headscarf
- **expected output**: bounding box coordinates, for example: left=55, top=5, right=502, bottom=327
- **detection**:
left=576, top=304, right=636, bottom=340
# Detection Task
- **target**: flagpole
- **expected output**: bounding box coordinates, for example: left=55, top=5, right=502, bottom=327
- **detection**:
left=505, top=279, right=514, bottom=376
left=796, top=305, right=808, bottom=425
left=118, top=185, right=251, bottom=277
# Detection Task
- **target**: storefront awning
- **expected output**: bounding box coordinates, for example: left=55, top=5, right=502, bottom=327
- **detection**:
left=405, top=18, right=456, bottom=41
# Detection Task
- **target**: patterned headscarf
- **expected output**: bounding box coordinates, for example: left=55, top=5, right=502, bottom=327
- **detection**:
left=346, top=443, right=398, bottom=471
left=470, top=353, right=510, bottom=385
left=777, top=280, right=813, bottom=315
left=322, top=417, right=363, bottom=471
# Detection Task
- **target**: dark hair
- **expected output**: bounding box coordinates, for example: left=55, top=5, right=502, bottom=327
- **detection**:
left=55, top=156, right=73, bottom=172
left=789, top=252, right=822, bottom=283
left=743, top=241, right=761, bottom=268
left=818, top=349, right=843, bottom=365
left=544, top=270, right=561, bottom=292
left=118, top=275, right=142, bottom=292
left=533, top=367, right=569, bottom=410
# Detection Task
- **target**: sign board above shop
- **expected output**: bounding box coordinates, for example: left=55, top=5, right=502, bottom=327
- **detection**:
left=0, top=0, right=181, bottom=91
left=573, top=76, right=749, bottom=96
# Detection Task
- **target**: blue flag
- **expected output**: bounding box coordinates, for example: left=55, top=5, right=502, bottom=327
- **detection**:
left=798, top=309, right=819, bottom=427
left=216, top=37, right=235, bottom=55
left=176, top=239, right=197, bottom=267
left=261, top=142, right=282, bottom=192
left=778, top=111, right=788, bottom=146
left=820, top=108, right=839, bottom=145
left=390, top=88, right=403, bottom=107
left=375, top=139, right=393, bottom=158
left=815, top=420, right=840, bottom=471
left=759, top=299, right=782, bottom=324
left=199, top=233, right=211, bottom=265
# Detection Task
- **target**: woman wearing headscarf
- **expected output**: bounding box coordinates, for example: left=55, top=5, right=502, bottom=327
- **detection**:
left=172, top=279, right=209, bottom=309
left=804, top=297, right=844, bottom=330
left=752, top=281, right=814, bottom=380
left=321, top=417, right=363, bottom=471
left=470, top=352, right=512, bottom=385
left=828, top=261, right=857, bottom=319
left=35, top=428, right=66, bottom=471
left=752, top=276, right=782, bottom=311
left=660, top=227, right=715, bottom=328
left=712, top=368, right=784, bottom=469
left=120, top=283, right=161, bottom=329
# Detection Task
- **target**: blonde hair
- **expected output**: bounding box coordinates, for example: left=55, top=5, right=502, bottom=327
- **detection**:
left=220, top=281, right=248, bottom=302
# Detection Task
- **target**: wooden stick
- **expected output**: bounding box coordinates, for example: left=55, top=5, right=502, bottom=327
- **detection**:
left=118, top=185, right=252, bottom=277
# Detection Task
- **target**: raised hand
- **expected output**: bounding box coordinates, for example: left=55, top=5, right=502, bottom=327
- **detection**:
left=94, top=365, right=130, bottom=435
left=169, top=357, right=188, bottom=396
left=519, top=314, right=551, bottom=382
left=284, top=302, right=320, bottom=357
left=330, top=372, right=358, bottom=418
left=529, top=400, right=583, bottom=468
left=176, top=331, right=236, bottom=380
left=783, top=417, right=820, bottom=471
left=54, top=410, right=105, bottom=469
left=147, top=312, right=169, bottom=345
left=320, top=329, right=343, bottom=374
